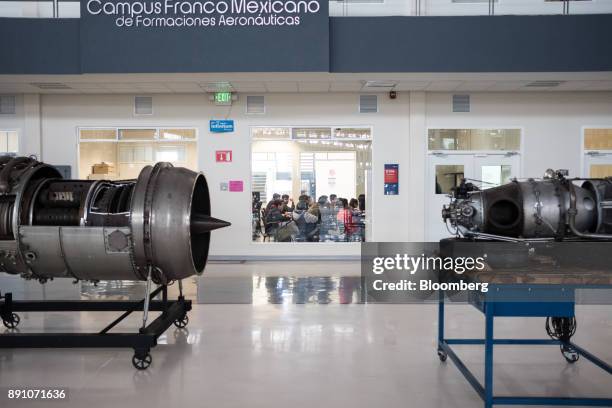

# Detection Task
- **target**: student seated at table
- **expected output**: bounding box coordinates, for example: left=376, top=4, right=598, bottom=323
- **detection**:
left=336, top=198, right=354, bottom=236
left=281, top=194, right=294, bottom=213
left=292, top=201, right=319, bottom=241
left=349, top=198, right=360, bottom=214
left=264, top=199, right=284, bottom=240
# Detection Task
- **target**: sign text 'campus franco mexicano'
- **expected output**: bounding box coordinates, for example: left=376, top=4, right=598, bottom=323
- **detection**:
left=86, top=0, right=322, bottom=28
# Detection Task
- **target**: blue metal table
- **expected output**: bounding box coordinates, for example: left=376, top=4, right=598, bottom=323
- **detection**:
left=437, top=285, right=612, bottom=407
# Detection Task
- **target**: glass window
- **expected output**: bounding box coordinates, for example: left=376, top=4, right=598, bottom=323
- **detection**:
left=251, top=127, right=371, bottom=243
left=79, top=128, right=197, bottom=180
left=334, top=127, right=372, bottom=140
left=292, top=127, right=331, bottom=140
left=119, top=128, right=156, bottom=140
left=0, top=130, right=18, bottom=154
left=252, top=127, right=290, bottom=140
left=79, top=142, right=118, bottom=180
left=435, top=165, right=464, bottom=194
left=584, top=128, right=612, bottom=150
left=481, top=165, right=512, bottom=188
left=6, top=132, right=18, bottom=153
left=590, top=165, right=612, bottom=178
left=428, top=129, right=520, bottom=151
left=156, top=145, right=186, bottom=162
left=79, top=129, right=117, bottom=140
left=160, top=128, right=196, bottom=140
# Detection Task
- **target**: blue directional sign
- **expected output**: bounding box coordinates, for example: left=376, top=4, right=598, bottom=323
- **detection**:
left=210, top=120, right=235, bottom=133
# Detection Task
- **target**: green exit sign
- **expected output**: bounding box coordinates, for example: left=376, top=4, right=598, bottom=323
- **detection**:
left=214, top=92, right=233, bottom=105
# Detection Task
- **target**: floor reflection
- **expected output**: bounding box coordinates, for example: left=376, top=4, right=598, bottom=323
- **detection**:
left=196, top=276, right=363, bottom=305
left=81, top=278, right=199, bottom=300
left=0, top=273, right=363, bottom=305
left=254, top=276, right=363, bottom=305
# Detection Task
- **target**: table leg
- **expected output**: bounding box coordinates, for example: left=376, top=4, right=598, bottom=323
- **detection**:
left=484, top=304, right=494, bottom=408
left=438, top=289, right=445, bottom=343
left=437, top=289, right=448, bottom=361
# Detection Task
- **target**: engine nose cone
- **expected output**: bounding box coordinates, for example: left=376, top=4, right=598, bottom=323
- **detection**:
left=191, top=214, right=231, bottom=235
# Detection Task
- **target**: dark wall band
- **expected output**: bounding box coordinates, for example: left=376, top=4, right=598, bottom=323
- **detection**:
left=1, top=14, right=612, bottom=74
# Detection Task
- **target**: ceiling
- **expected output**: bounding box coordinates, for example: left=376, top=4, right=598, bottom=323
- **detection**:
left=1, top=72, right=612, bottom=94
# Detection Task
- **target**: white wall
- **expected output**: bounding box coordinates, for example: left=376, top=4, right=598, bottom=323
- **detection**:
left=38, top=92, right=412, bottom=258
left=4, top=90, right=612, bottom=254
left=425, top=92, right=612, bottom=177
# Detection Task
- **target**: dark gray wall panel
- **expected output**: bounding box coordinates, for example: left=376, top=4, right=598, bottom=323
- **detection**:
left=0, top=18, right=81, bottom=74
left=330, top=15, right=612, bottom=72
left=79, top=1, right=329, bottom=73
left=1, top=14, right=612, bottom=74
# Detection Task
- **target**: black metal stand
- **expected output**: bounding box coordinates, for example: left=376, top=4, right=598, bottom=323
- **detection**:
left=0, top=285, right=191, bottom=370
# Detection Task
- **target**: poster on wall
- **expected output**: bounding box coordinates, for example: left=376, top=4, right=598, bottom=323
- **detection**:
left=384, top=164, right=399, bottom=195
left=229, top=180, right=244, bottom=192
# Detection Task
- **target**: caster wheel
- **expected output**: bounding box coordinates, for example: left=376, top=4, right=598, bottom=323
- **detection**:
left=561, top=345, right=579, bottom=363
left=174, top=314, right=189, bottom=328
left=437, top=349, right=448, bottom=362
left=132, top=353, right=152, bottom=370
left=2, top=313, right=20, bottom=329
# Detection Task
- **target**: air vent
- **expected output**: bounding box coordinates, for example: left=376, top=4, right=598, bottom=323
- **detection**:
left=452, top=94, right=470, bottom=113
left=30, top=82, right=72, bottom=90
left=363, top=81, right=397, bottom=89
left=525, top=81, right=566, bottom=88
left=134, top=96, right=153, bottom=115
left=247, top=95, right=265, bottom=114
left=359, top=95, right=378, bottom=113
left=0, top=95, right=16, bottom=114
left=200, top=82, right=233, bottom=92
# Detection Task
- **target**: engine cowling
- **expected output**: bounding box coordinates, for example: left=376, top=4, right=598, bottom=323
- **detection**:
left=0, top=156, right=229, bottom=283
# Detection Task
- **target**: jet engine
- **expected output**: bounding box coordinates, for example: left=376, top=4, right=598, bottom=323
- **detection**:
left=0, top=156, right=229, bottom=283
left=442, top=170, right=612, bottom=241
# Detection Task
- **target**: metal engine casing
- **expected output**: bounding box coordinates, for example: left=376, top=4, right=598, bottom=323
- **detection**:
left=0, top=156, right=228, bottom=283
left=442, top=177, right=612, bottom=239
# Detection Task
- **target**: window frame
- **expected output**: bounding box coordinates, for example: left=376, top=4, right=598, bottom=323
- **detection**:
left=249, top=125, right=373, bottom=245
left=581, top=126, right=612, bottom=178
left=251, top=125, right=373, bottom=141
left=0, top=129, right=19, bottom=155
left=426, top=126, right=524, bottom=156
left=76, top=126, right=199, bottom=179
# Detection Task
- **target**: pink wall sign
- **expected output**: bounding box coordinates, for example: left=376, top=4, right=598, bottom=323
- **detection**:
left=228, top=180, right=243, bottom=192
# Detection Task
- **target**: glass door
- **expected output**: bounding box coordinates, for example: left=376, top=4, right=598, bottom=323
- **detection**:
left=426, top=153, right=474, bottom=242
left=474, top=153, right=519, bottom=189
left=426, top=153, right=519, bottom=242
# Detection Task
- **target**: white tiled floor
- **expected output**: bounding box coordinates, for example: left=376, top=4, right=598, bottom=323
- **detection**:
left=0, top=262, right=611, bottom=408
